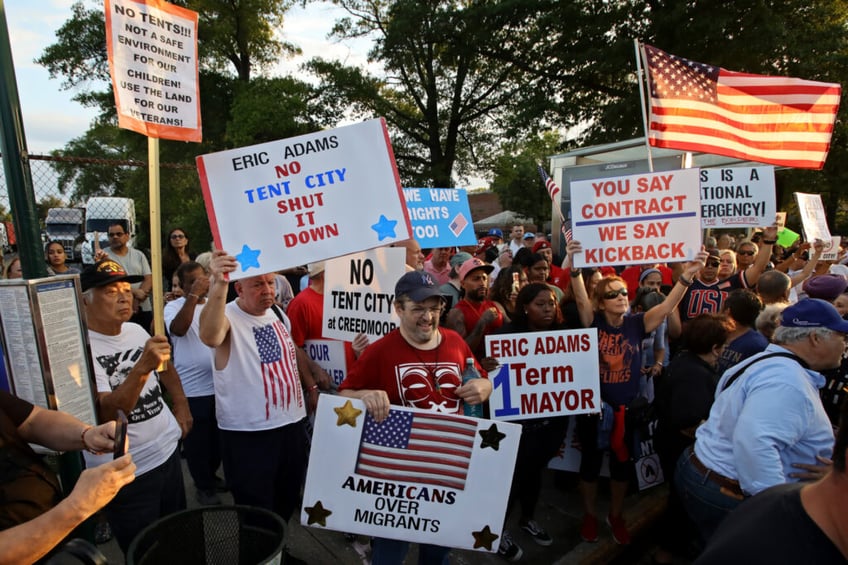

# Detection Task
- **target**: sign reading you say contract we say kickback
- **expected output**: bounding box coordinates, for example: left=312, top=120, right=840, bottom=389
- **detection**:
left=570, top=169, right=701, bottom=268
left=197, top=119, right=412, bottom=280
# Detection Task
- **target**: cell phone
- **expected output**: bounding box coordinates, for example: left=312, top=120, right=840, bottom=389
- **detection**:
left=113, top=409, right=128, bottom=459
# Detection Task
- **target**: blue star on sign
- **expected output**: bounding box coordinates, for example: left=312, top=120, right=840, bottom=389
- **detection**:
left=235, top=244, right=261, bottom=271
left=371, top=214, right=398, bottom=241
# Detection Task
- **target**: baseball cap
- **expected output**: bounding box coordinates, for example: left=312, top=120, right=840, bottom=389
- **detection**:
left=780, top=298, right=848, bottom=333
left=475, top=236, right=497, bottom=256
left=458, top=257, right=495, bottom=281
left=706, top=248, right=721, bottom=260
left=487, top=228, right=504, bottom=239
left=523, top=232, right=536, bottom=240
left=80, top=259, right=143, bottom=292
left=532, top=240, right=551, bottom=254
left=803, top=274, right=848, bottom=301
left=449, top=251, right=473, bottom=269
left=395, top=271, right=444, bottom=303
left=307, top=262, right=325, bottom=276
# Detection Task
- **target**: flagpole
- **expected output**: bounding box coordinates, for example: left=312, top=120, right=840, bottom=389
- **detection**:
left=633, top=39, right=654, bottom=172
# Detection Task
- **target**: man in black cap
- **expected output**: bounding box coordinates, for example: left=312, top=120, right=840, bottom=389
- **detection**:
left=338, top=270, right=492, bottom=564
left=80, top=259, right=192, bottom=554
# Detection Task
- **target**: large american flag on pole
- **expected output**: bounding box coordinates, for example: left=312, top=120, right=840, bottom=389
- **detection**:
left=355, top=409, right=477, bottom=490
left=538, top=164, right=572, bottom=242
left=642, top=43, right=841, bottom=169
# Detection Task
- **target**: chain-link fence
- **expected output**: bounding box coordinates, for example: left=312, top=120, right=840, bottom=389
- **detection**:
left=0, top=153, right=209, bottom=267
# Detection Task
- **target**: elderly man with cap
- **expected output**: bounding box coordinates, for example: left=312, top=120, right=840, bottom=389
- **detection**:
left=80, top=259, right=192, bottom=553
left=675, top=298, right=840, bottom=543
left=445, top=257, right=504, bottom=363
left=339, top=270, right=491, bottom=564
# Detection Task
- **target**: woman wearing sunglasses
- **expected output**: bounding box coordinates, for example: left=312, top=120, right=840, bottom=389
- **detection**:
left=564, top=239, right=707, bottom=546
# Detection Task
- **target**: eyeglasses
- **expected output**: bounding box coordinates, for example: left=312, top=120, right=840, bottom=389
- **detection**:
left=108, top=231, right=125, bottom=237
left=602, top=288, right=628, bottom=300
left=737, top=250, right=755, bottom=256
left=706, top=260, right=720, bottom=268
left=170, top=234, right=186, bottom=239
left=407, top=305, right=443, bottom=317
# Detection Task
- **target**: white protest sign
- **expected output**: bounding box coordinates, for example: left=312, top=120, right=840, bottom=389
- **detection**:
left=323, top=247, right=406, bottom=342
left=197, top=119, right=412, bottom=279
left=485, top=329, right=600, bottom=421
left=822, top=236, right=842, bottom=262
left=105, top=0, right=201, bottom=141
left=303, top=339, right=348, bottom=388
left=570, top=169, right=701, bottom=268
left=403, top=188, right=477, bottom=248
left=302, top=396, right=521, bottom=552
left=699, top=166, right=776, bottom=228
left=794, top=192, right=833, bottom=244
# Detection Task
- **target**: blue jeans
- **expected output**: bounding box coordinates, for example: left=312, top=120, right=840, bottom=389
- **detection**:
left=182, top=395, right=221, bottom=491
left=105, top=446, right=186, bottom=554
left=674, top=446, right=744, bottom=543
left=370, top=537, right=450, bottom=565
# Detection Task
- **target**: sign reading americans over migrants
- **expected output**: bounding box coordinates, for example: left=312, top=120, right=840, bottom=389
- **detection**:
left=699, top=167, right=776, bottom=228
left=197, top=119, right=412, bottom=280
left=570, top=169, right=701, bottom=268
left=105, top=0, right=201, bottom=141
left=302, top=396, right=521, bottom=552
left=485, top=329, right=600, bottom=420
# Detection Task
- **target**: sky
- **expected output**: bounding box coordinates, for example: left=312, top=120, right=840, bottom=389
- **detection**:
left=3, top=0, right=374, bottom=153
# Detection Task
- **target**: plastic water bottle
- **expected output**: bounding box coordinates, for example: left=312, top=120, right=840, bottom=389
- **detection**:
left=462, top=357, right=484, bottom=418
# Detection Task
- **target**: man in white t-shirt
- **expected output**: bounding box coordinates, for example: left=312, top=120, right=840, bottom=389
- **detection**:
left=199, top=250, right=318, bottom=540
left=81, top=259, right=192, bottom=554
left=164, top=261, right=222, bottom=506
left=99, top=222, right=153, bottom=330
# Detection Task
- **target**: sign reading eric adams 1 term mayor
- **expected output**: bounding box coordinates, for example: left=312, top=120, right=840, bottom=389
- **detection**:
left=197, top=119, right=412, bottom=280
left=302, top=396, right=521, bottom=552
left=570, top=169, right=701, bottom=268
left=699, top=166, right=776, bottom=228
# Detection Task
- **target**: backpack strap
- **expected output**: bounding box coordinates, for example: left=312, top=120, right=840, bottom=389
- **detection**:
left=720, top=351, right=809, bottom=392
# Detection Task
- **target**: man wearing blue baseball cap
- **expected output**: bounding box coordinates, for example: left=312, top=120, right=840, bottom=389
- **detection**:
left=487, top=228, right=504, bottom=247
left=676, top=298, right=841, bottom=544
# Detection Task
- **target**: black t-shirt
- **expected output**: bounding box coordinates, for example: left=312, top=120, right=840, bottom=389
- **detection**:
left=695, top=483, right=845, bottom=565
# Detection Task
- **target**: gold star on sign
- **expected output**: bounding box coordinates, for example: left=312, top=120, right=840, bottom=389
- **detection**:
left=472, top=525, right=499, bottom=550
left=334, top=400, right=362, bottom=427
left=304, top=500, right=332, bottom=526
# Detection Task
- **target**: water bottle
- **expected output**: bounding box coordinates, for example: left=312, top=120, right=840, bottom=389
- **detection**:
left=461, top=357, right=484, bottom=418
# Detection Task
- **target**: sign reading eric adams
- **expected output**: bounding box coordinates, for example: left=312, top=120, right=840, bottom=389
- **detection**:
left=699, top=166, right=776, bottom=228
left=302, top=396, right=521, bottom=553
left=197, top=119, right=412, bottom=280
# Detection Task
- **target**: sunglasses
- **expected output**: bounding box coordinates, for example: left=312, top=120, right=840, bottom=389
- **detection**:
left=706, top=260, right=720, bottom=268
left=602, top=288, right=628, bottom=300
left=737, top=250, right=755, bottom=256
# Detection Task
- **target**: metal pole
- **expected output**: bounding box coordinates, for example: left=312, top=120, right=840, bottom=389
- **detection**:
left=633, top=39, right=655, bottom=173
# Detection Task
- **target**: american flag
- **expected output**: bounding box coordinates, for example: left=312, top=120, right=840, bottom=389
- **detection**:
left=642, top=44, right=841, bottom=169
left=561, top=218, right=573, bottom=243
left=355, top=409, right=477, bottom=490
left=449, top=212, right=469, bottom=237
left=537, top=165, right=561, bottom=201
left=253, top=321, right=301, bottom=419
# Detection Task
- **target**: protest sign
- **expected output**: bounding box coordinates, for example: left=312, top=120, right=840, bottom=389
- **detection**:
left=485, top=329, right=600, bottom=421
left=821, top=236, right=842, bottom=262
left=794, top=192, right=833, bottom=244
left=777, top=227, right=800, bottom=247
left=699, top=167, right=775, bottom=228
left=402, top=188, right=477, bottom=248
left=304, top=339, right=348, bottom=388
left=323, top=247, right=406, bottom=342
left=570, top=169, right=701, bottom=268
left=197, top=119, right=412, bottom=279
left=775, top=212, right=787, bottom=230
left=302, top=396, right=521, bottom=552
left=105, top=0, right=201, bottom=141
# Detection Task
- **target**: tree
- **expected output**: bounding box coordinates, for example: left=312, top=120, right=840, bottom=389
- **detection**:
left=307, top=0, right=531, bottom=187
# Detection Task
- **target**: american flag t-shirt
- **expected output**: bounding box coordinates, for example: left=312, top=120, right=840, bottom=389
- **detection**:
left=253, top=320, right=301, bottom=419
left=642, top=44, right=841, bottom=169
left=355, top=409, right=477, bottom=490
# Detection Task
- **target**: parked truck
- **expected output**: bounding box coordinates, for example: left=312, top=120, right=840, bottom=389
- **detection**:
left=80, top=197, right=137, bottom=265
left=44, top=207, right=85, bottom=262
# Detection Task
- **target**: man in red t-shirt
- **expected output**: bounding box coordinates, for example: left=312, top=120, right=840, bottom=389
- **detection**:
left=445, top=258, right=503, bottom=362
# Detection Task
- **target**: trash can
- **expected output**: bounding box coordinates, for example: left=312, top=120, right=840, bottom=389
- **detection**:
left=126, top=505, right=286, bottom=565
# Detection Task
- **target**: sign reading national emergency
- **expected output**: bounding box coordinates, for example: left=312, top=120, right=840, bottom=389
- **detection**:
left=570, top=169, right=701, bottom=268
left=402, top=188, right=477, bottom=248
left=302, top=396, right=521, bottom=552
left=699, top=167, right=776, bottom=228
left=485, top=329, right=600, bottom=420
left=197, top=119, right=412, bottom=279
left=105, top=0, right=201, bottom=141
